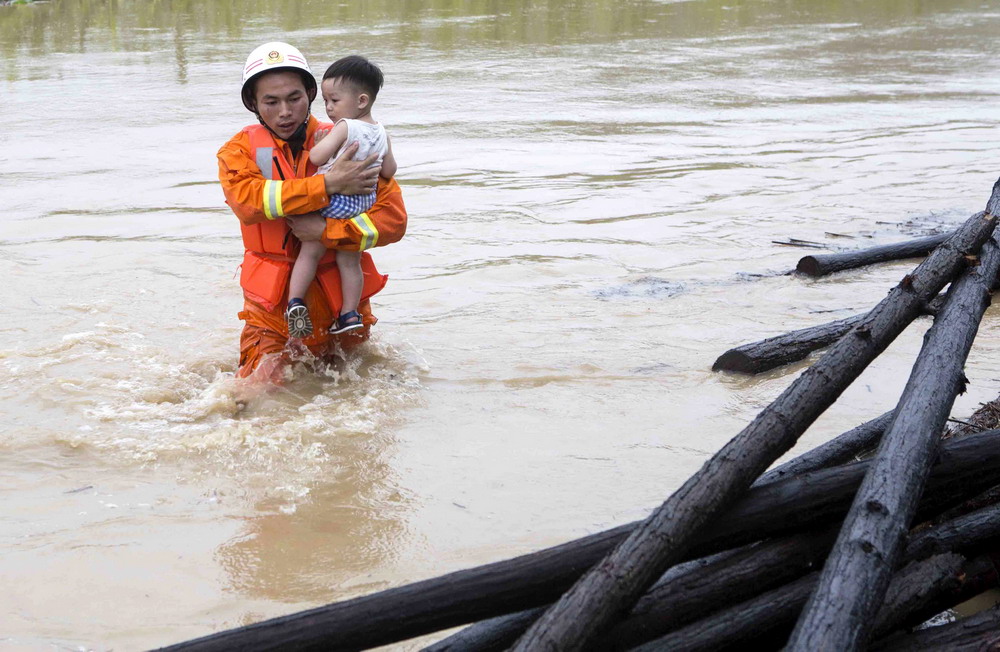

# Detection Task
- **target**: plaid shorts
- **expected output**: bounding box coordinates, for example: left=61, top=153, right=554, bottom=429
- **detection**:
left=318, top=191, right=377, bottom=219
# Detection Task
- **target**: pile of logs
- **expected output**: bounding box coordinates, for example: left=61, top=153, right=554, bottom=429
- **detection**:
left=164, top=180, right=1000, bottom=651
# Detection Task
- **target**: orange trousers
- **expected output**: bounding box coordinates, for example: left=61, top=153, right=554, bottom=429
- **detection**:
left=236, top=299, right=374, bottom=382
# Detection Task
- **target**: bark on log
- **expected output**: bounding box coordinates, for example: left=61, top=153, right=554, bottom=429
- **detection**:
left=713, top=289, right=950, bottom=376
left=161, top=428, right=1000, bottom=652
left=906, top=502, right=1000, bottom=562
left=788, top=234, right=1000, bottom=652
left=796, top=230, right=955, bottom=277
left=427, top=528, right=839, bottom=652
left=754, top=410, right=892, bottom=485
left=511, top=196, right=999, bottom=651
left=630, top=554, right=967, bottom=652
left=871, top=603, right=1000, bottom=652
left=433, top=499, right=1000, bottom=651
left=873, top=554, right=1000, bottom=641
left=712, top=312, right=866, bottom=373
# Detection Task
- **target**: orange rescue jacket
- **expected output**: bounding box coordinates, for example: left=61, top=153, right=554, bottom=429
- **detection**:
left=217, top=115, right=407, bottom=343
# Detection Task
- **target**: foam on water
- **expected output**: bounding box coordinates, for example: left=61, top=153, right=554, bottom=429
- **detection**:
left=1, top=321, right=428, bottom=501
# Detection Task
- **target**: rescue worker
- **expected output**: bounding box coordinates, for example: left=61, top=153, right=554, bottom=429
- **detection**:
left=217, top=42, right=407, bottom=382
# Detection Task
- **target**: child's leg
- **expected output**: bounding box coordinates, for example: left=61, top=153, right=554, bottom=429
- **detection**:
left=337, top=250, right=363, bottom=316
left=288, top=240, right=326, bottom=300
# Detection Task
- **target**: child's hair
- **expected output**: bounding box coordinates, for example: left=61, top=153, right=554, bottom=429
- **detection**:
left=323, top=55, right=384, bottom=102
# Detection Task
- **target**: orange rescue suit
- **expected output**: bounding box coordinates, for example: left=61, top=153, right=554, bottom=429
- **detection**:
left=217, top=115, right=407, bottom=378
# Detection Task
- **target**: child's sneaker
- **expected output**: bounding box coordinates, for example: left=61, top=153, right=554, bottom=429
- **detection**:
left=331, top=310, right=364, bottom=335
left=286, top=298, right=313, bottom=338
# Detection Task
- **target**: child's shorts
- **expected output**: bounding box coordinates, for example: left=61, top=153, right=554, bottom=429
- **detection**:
left=319, top=190, right=377, bottom=219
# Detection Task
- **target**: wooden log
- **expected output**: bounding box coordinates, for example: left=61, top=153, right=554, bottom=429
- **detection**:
left=510, top=194, right=999, bottom=651
left=788, top=233, right=1000, bottom=651
left=161, top=429, right=1000, bottom=652
left=713, top=291, right=948, bottom=375
left=872, top=554, right=1000, bottom=640
left=870, top=603, right=1000, bottom=651
left=712, top=312, right=866, bottom=373
left=906, top=502, right=1000, bottom=562
left=630, top=553, right=968, bottom=652
left=754, top=410, right=892, bottom=485
left=433, top=497, right=1000, bottom=652
left=796, top=230, right=955, bottom=277
left=427, top=528, right=839, bottom=652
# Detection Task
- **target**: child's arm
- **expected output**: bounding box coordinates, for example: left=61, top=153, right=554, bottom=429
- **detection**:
left=379, top=135, right=398, bottom=180
left=309, top=122, right=349, bottom=167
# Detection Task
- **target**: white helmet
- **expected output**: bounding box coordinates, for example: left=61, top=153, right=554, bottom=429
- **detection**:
left=241, top=42, right=317, bottom=112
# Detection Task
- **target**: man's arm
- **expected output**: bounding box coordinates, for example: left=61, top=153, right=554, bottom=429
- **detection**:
left=218, top=132, right=328, bottom=225
left=218, top=132, right=379, bottom=226
left=288, top=177, right=406, bottom=249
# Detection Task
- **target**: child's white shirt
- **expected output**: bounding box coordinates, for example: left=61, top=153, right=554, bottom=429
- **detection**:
left=317, top=119, right=387, bottom=174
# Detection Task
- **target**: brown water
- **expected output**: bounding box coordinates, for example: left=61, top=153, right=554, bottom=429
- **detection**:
left=3, top=0, right=1000, bottom=648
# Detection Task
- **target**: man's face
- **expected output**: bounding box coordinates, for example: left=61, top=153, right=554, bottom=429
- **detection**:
left=253, top=70, right=310, bottom=140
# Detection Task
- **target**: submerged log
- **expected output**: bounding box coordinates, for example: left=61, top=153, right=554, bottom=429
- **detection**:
left=755, top=410, right=892, bottom=485
left=163, top=428, right=1000, bottom=651
left=510, top=194, right=999, bottom=651
left=713, top=294, right=949, bottom=375
left=712, top=312, right=866, bottom=373
left=796, top=230, right=955, bottom=277
left=788, top=234, right=1000, bottom=651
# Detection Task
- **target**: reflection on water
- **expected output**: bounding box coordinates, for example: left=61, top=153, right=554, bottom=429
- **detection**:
left=4, top=0, right=1000, bottom=647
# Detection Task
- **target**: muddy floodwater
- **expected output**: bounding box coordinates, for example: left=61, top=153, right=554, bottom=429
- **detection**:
left=3, top=0, right=1000, bottom=648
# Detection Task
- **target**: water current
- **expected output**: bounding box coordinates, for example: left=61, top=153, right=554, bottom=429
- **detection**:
left=3, top=0, right=1000, bottom=647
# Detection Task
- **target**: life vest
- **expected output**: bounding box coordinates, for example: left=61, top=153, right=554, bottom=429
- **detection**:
left=239, top=124, right=387, bottom=316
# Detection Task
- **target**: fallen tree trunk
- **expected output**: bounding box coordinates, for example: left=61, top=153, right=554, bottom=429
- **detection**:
left=631, top=553, right=971, bottom=652
left=433, top=495, right=1000, bottom=652
left=510, top=193, right=999, bottom=650
left=871, top=603, right=1000, bottom=651
left=754, top=410, right=892, bottom=485
left=906, top=502, right=1000, bottom=562
left=796, top=230, right=956, bottom=277
left=712, top=294, right=951, bottom=375
left=712, top=312, right=867, bottom=373
left=427, top=527, right=839, bottom=652
left=788, top=234, right=1000, bottom=651
left=162, top=428, right=1000, bottom=651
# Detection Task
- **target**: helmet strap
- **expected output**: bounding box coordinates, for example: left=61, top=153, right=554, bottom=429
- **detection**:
left=257, top=113, right=310, bottom=157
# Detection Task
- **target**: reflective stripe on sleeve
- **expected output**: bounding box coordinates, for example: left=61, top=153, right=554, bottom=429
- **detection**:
left=351, top=212, right=379, bottom=251
left=262, top=179, right=285, bottom=220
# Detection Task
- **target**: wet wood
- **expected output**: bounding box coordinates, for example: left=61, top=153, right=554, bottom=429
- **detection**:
left=428, top=528, right=838, bottom=652
left=871, top=603, right=1000, bottom=651
left=432, top=497, right=1000, bottom=652
left=754, top=410, right=892, bottom=485
left=796, top=230, right=955, bottom=277
left=713, top=295, right=947, bottom=375
left=162, top=428, right=1000, bottom=651
left=510, top=195, right=999, bottom=651
left=905, top=502, right=1000, bottom=562
left=713, top=312, right=866, bottom=373
left=788, top=234, right=1000, bottom=652
left=630, top=554, right=967, bottom=652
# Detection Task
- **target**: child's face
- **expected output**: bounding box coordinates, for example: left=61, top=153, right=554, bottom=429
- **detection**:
left=321, top=77, right=368, bottom=122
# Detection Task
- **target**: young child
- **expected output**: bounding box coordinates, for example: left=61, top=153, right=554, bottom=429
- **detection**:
left=285, top=55, right=397, bottom=338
